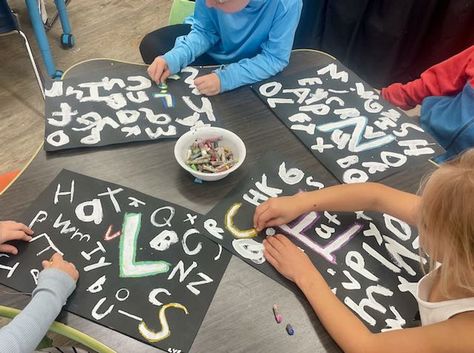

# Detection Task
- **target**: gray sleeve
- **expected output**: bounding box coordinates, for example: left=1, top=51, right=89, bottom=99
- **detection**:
left=0, top=268, right=76, bottom=353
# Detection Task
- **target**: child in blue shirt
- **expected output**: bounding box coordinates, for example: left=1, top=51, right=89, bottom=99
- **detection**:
left=140, top=0, right=303, bottom=96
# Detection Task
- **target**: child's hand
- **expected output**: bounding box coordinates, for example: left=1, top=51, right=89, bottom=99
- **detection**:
left=254, top=195, right=306, bottom=231
left=263, top=234, right=317, bottom=285
left=194, top=73, right=221, bottom=96
left=148, top=56, right=170, bottom=83
left=42, top=253, right=79, bottom=282
left=0, top=221, right=33, bottom=255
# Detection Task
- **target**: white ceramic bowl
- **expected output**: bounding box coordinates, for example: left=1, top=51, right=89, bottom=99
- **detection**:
left=174, top=127, right=246, bottom=181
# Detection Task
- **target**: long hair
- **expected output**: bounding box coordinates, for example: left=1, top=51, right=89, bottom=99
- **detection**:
left=418, top=149, right=474, bottom=298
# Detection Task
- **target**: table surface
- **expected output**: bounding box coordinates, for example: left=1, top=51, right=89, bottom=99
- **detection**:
left=0, top=49, right=437, bottom=353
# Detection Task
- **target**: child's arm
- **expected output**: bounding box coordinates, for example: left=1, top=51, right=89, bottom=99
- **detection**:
left=162, top=3, right=220, bottom=76
left=263, top=234, right=474, bottom=353
left=382, top=45, right=474, bottom=109
left=214, top=1, right=302, bottom=93
left=254, top=183, right=420, bottom=231
left=0, top=254, right=78, bottom=353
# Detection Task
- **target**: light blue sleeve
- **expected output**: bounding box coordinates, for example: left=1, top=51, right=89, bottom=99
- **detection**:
left=163, top=0, right=220, bottom=74
left=215, top=2, right=303, bottom=93
left=0, top=269, right=76, bottom=353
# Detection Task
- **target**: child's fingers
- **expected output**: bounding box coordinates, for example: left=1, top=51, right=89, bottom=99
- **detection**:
left=2, top=230, right=33, bottom=242
left=150, top=59, right=162, bottom=80
left=254, top=202, right=270, bottom=228
left=194, top=82, right=205, bottom=92
left=160, top=69, right=171, bottom=83
left=201, top=83, right=218, bottom=96
left=264, top=217, right=287, bottom=229
left=195, top=80, right=208, bottom=93
left=21, top=233, right=33, bottom=242
left=15, top=223, right=34, bottom=235
left=7, top=222, right=33, bottom=234
left=274, top=234, right=294, bottom=250
left=262, top=239, right=276, bottom=258
left=50, top=252, right=64, bottom=263
left=42, top=260, right=51, bottom=269
left=23, top=234, right=33, bottom=241
left=268, top=235, right=288, bottom=253
left=275, top=234, right=292, bottom=247
left=255, top=207, right=278, bottom=231
left=201, top=88, right=212, bottom=96
left=263, top=237, right=283, bottom=256
left=196, top=83, right=207, bottom=92
left=198, top=85, right=211, bottom=95
left=194, top=76, right=205, bottom=86
left=149, top=59, right=165, bottom=83
left=147, top=61, right=157, bottom=80
left=0, top=244, right=18, bottom=255
left=194, top=75, right=219, bottom=96
left=206, top=88, right=219, bottom=96
left=195, top=76, right=212, bottom=88
left=263, top=249, right=279, bottom=268
left=153, top=67, right=164, bottom=83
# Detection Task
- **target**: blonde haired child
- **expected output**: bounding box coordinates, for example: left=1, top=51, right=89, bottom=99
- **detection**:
left=253, top=150, right=474, bottom=353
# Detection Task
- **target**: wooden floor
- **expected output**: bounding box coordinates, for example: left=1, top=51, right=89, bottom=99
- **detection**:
left=0, top=0, right=171, bottom=176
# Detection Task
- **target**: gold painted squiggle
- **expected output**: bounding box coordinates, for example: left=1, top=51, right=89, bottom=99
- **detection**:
left=138, top=303, right=189, bottom=343
left=224, top=203, right=258, bottom=239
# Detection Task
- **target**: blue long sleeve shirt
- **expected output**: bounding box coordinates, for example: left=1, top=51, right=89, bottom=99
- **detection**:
left=0, top=269, right=76, bottom=353
left=163, top=0, right=303, bottom=92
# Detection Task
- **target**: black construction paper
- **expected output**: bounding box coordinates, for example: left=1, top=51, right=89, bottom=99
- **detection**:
left=253, top=62, right=443, bottom=183
left=0, top=170, right=231, bottom=353
left=44, top=64, right=220, bottom=152
left=203, top=153, right=424, bottom=332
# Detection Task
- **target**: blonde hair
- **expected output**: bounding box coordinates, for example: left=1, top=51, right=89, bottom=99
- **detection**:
left=418, top=149, right=474, bottom=298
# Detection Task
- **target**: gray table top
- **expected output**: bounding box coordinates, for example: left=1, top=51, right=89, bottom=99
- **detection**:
left=0, top=49, right=436, bottom=353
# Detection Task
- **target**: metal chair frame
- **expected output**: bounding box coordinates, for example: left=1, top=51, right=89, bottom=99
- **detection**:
left=0, top=5, right=45, bottom=98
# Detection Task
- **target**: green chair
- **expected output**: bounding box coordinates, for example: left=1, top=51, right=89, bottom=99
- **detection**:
left=0, top=305, right=116, bottom=353
left=168, top=0, right=195, bottom=25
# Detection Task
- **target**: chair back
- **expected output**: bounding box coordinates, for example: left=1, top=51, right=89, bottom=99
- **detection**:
left=0, top=0, right=18, bottom=33
left=168, top=0, right=195, bottom=25
left=0, top=305, right=117, bottom=353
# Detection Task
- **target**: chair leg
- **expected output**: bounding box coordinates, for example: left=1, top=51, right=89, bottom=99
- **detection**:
left=39, top=0, right=48, bottom=25
left=17, top=30, right=46, bottom=99
left=54, top=0, right=75, bottom=48
left=45, top=0, right=71, bottom=30
left=54, top=0, right=72, bottom=34
left=24, top=0, right=61, bottom=78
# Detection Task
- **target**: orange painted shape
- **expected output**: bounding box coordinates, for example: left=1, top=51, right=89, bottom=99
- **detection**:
left=0, top=170, right=20, bottom=193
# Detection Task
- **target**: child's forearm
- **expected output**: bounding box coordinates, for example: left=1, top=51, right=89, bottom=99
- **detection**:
left=295, top=183, right=419, bottom=225
left=0, top=269, right=75, bottom=353
left=296, top=270, right=378, bottom=353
